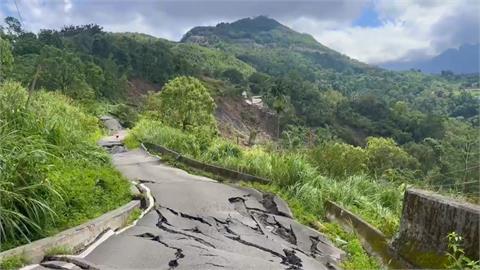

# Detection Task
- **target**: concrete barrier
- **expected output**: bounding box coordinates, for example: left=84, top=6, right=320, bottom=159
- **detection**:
left=142, top=142, right=270, bottom=184
left=392, top=188, right=480, bottom=268
left=325, top=200, right=411, bottom=269
left=0, top=200, right=140, bottom=264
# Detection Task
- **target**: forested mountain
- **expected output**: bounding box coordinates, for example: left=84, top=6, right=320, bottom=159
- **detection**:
left=382, top=43, right=480, bottom=74
left=182, top=16, right=478, bottom=144
left=1, top=15, right=479, bottom=195
left=182, top=16, right=372, bottom=75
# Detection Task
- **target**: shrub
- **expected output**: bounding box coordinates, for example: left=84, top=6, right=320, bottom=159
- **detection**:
left=0, top=254, right=28, bottom=270
left=446, top=232, right=480, bottom=269
left=309, top=142, right=367, bottom=178
left=110, top=103, right=138, bottom=128
left=365, top=137, right=419, bottom=177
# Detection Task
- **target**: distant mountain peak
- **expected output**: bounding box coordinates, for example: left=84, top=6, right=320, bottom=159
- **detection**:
left=181, top=16, right=326, bottom=51
left=219, top=16, right=283, bottom=32
left=181, top=16, right=373, bottom=74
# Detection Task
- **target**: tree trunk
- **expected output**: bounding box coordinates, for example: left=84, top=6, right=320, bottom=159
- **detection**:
left=26, top=65, right=41, bottom=108
left=277, top=113, right=280, bottom=138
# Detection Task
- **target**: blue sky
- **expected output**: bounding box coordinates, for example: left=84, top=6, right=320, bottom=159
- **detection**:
left=1, top=0, right=478, bottom=64
left=353, top=3, right=382, bottom=28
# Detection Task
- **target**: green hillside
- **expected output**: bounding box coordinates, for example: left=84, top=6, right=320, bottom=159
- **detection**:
left=0, top=15, right=478, bottom=267
left=182, top=16, right=370, bottom=75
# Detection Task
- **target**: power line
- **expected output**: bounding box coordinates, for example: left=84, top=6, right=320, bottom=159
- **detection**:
left=13, top=0, right=24, bottom=26
left=430, top=180, right=480, bottom=188
left=426, top=164, right=480, bottom=181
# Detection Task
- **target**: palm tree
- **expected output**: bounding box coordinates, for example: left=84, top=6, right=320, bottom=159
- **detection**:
left=273, top=95, right=286, bottom=138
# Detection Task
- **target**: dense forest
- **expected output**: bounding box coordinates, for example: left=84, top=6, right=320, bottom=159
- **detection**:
left=0, top=15, right=478, bottom=268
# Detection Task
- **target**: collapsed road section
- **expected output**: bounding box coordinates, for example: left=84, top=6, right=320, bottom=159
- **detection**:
left=80, top=149, right=344, bottom=269
left=39, top=117, right=344, bottom=269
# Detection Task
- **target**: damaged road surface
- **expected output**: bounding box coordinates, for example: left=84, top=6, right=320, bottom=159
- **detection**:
left=40, top=118, right=344, bottom=269
left=81, top=149, right=344, bottom=269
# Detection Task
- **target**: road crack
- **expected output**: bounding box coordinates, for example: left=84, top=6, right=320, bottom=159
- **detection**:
left=224, top=226, right=303, bottom=269
left=257, top=214, right=297, bottom=245
left=261, top=193, right=290, bottom=217
left=155, top=207, right=216, bottom=249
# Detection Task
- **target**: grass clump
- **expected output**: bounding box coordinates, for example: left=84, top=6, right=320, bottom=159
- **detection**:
left=321, top=223, right=381, bottom=270
left=126, top=208, right=142, bottom=226
left=127, top=118, right=203, bottom=156
left=0, top=82, right=130, bottom=250
left=45, top=245, right=72, bottom=256
left=0, top=254, right=29, bottom=270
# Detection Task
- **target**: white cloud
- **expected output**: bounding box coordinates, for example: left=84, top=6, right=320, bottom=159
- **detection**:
left=288, top=0, right=479, bottom=64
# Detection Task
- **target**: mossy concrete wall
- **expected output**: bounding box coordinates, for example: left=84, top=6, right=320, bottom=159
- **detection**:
left=393, top=188, right=480, bottom=268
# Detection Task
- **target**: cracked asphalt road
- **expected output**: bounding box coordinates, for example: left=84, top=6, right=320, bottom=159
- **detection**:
left=40, top=117, right=345, bottom=270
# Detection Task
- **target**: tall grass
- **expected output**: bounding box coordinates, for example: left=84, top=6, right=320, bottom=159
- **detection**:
left=128, top=118, right=404, bottom=236
left=128, top=118, right=202, bottom=157
left=0, top=82, right=130, bottom=250
left=289, top=175, right=403, bottom=236
left=0, top=131, right=57, bottom=245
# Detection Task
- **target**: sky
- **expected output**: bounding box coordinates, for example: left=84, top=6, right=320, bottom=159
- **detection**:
left=0, top=0, right=479, bottom=65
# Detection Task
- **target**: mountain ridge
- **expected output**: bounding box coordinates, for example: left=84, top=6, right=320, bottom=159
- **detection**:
left=181, top=16, right=373, bottom=74
left=381, top=43, right=480, bottom=74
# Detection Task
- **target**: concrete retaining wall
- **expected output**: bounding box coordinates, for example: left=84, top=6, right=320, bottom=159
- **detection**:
left=142, top=142, right=270, bottom=184
left=392, top=188, right=480, bottom=268
left=0, top=200, right=140, bottom=264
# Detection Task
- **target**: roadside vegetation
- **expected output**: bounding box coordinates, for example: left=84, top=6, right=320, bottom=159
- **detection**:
left=0, top=82, right=130, bottom=251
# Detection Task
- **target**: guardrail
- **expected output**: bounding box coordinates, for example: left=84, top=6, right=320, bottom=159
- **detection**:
left=142, top=142, right=270, bottom=184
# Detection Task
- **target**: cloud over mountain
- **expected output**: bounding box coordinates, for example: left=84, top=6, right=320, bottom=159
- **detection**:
left=1, top=0, right=478, bottom=64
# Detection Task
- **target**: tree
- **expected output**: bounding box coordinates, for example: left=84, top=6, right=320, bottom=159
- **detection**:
left=440, top=120, right=479, bottom=191
left=4, top=16, right=22, bottom=36
left=310, top=142, right=367, bottom=178
left=222, top=68, right=245, bottom=84
left=248, top=72, right=271, bottom=94
left=365, top=137, right=418, bottom=177
left=271, top=78, right=290, bottom=138
left=13, top=32, right=43, bottom=55
left=273, top=94, right=287, bottom=138
left=35, top=46, right=94, bottom=100
left=149, top=76, right=217, bottom=134
left=38, top=29, right=63, bottom=48
left=0, top=36, right=13, bottom=81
